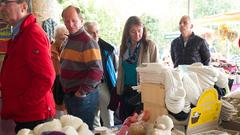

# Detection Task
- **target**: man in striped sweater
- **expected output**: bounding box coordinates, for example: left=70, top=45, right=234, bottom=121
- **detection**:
left=60, top=5, right=103, bottom=130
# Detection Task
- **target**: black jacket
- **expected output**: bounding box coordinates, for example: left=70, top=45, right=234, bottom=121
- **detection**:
left=98, top=38, right=117, bottom=91
left=170, top=32, right=211, bottom=68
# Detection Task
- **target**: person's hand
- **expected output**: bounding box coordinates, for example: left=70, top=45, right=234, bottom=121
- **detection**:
left=74, top=91, right=86, bottom=97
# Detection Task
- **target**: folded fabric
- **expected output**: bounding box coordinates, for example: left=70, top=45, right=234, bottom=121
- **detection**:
left=140, top=75, right=164, bottom=84
left=138, top=64, right=166, bottom=84
left=137, top=63, right=166, bottom=74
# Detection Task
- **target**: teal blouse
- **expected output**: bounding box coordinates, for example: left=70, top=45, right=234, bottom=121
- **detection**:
left=122, top=42, right=141, bottom=86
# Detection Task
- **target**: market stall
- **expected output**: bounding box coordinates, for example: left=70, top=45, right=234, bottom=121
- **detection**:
left=114, top=63, right=240, bottom=135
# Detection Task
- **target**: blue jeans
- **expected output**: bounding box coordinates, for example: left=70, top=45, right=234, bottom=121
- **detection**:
left=64, top=90, right=99, bottom=130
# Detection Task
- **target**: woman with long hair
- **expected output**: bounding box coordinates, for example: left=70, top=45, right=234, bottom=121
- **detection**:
left=116, top=16, right=158, bottom=121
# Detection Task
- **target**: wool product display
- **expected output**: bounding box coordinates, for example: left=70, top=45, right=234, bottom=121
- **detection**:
left=137, top=63, right=229, bottom=116
left=187, top=65, right=218, bottom=90
left=77, top=123, right=93, bottom=135
left=61, top=126, right=78, bottom=135
left=17, top=129, right=34, bottom=135
left=60, top=115, right=83, bottom=130
left=164, top=69, right=186, bottom=114
left=33, top=119, right=62, bottom=135
left=225, top=90, right=240, bottom=99
left=187, top=63, right=229, bottom=92
left=150, top=115, right=174, bottom=135
left=192, top=130, right=229, bottom=135
left=182, top=97, right=191, bottom=113
left=182, top=73, right=201, bottom=106
left=188, top=72, right=203, bottom=93
left=138, top=63, right=167, bottom=72
left=139, top=73, right=164, bottom=84
left=137, top=63, right=165, bottom=84
left=154, top=115, right=174, bottom=130
left=220, top=97, right=240, bottom=124
left=216, top=68, right=229, bottom=89
left=197, top=74, right=215, bottom=88
left=198, top=79, right=212, bottom=90
left=188, top=63, right=219, bottom=77
left=197, top=72, right=218, bottom=84
left=17, top=115, right=93, bottom=135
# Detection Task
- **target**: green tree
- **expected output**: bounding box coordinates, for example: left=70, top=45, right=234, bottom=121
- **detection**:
left=192, top=0, right=240, bottom=19
left=59, top=0, right=122, bottom=46
left=57, top=0, right=240, bottom=57
left=141, top=14, right=163, bottom=53
left=84, top=1, right=122, bottom=46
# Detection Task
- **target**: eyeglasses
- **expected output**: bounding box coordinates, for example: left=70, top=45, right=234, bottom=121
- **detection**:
left=0, top=0, right=17, bottom=6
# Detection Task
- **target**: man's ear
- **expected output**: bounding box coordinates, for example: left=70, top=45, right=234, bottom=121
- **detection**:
left=21, top=2, right=28, bottom=13
left=190, top=24, right=193, bottom=29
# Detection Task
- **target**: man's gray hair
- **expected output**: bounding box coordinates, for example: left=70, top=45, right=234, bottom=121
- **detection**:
left=17, top=0, right=32, bottom=13
left=84, top=21, right=98, bottom=31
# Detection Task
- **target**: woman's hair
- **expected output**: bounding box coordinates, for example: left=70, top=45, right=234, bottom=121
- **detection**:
left=120, top=16, right=148, bottom=57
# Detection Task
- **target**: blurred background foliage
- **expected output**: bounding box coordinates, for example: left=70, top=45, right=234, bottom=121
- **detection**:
left=57, top=0, right=240, bottom=59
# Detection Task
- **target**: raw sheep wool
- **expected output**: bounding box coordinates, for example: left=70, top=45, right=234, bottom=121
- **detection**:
left=17, top=115, right=93, bottom=135
left=62, top=126, right=78, bottom=135
left=34, top=119, right=62, bottom=135
left=60, top=115, right=83, bottom=130
left=17, top=128, right=34, bottom=135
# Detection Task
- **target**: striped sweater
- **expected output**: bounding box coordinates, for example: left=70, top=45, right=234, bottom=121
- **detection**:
left=60, top=27, right=103, bottom=93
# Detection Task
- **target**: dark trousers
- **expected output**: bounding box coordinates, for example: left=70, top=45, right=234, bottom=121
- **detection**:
left=64, top=90, right=99, bottom=130
left=53, top=75, right=65, bottom=105
left=15, top=118, right=52, bottom=133
left=119, top=86, right=143, bottom=122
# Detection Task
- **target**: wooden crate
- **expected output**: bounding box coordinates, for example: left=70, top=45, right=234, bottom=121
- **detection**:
left=141, top=83, right=165, bottom=106
left=144, top=102, right=168, bottom=123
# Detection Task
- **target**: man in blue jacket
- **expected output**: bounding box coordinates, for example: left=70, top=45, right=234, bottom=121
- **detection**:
left=84, top=21, right=117, bottom=128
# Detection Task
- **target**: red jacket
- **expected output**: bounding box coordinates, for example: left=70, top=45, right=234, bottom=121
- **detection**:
left=0, top=14, right=55, bottom=122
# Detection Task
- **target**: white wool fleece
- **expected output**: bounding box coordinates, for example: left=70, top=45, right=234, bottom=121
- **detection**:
left=182, top=72, right=201, bottom=106
left=164, top=69, right=186, bottom=113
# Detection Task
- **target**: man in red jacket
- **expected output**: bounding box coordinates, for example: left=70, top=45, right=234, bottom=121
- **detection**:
left=0, top=0, right=55, bottom=133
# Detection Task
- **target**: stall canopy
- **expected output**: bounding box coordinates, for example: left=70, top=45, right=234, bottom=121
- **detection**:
left=193, top=11, right=240, bottom=26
